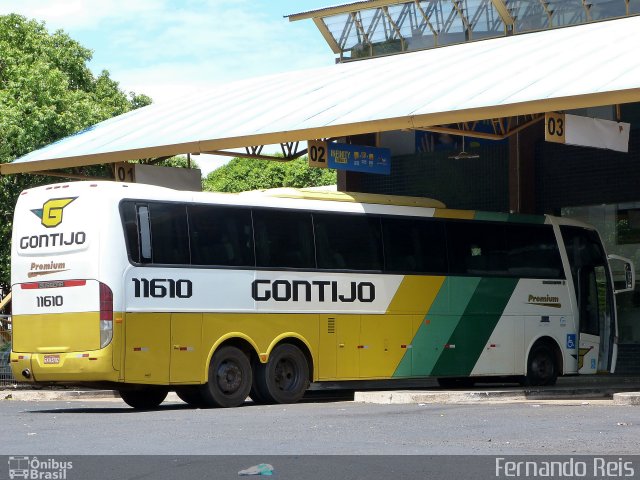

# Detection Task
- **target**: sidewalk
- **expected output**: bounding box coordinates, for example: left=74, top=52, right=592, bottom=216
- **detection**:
left=354, top=376, right=640, bottom=405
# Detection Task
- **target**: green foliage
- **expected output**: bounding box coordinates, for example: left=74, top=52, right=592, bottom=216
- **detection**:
left=0, top=14, right=152, bottom=292
left=203, top=156, right=336, bottom=193
left=156, top=155, right=199, bottom=170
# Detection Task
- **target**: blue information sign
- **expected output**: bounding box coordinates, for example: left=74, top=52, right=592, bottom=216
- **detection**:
left=327, top=142, right=391, bottom=175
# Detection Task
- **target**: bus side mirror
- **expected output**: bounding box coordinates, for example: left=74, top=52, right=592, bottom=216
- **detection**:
left=608, top=254, right=636, bottom=294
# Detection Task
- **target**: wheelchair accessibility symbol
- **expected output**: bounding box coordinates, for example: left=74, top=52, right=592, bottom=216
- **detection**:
left=566, top=334, right=576, bottom=350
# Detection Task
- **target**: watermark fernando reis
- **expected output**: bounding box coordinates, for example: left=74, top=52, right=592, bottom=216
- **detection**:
left=496, top=457, right=635, bottom=478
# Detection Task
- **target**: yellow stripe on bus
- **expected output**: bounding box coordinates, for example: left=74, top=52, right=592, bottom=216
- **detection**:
left=386, top=275, right=445, bottom=315
left=434, top=208, right=475, bottom=219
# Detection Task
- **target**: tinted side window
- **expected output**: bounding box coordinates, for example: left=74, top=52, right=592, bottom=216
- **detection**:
left=253, top=209, right=315, bottom=269
left=120, top=201, right=140, bottom=263
left=506, top=224, right=564, bottom=279
left=188, top=205, right=254, bottom=267
left=149, top=203, right=189, bottom=265
left=314, top=214, right=383, bottom=271
left=560, top=226, right=607, bottom=271
left=382, top=217, right=447, bottom=274
left=447, top=222, right=508, bottom=276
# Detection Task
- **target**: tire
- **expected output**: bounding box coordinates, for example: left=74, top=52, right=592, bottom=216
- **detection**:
left=249, top=359, right=271, bottom=405
left=525, top=344, right=558, bottom=386
left=200, top=346, right=252, bottom=408
left=437, top=377, right=475, bottom=388
left=176, top=387, right=207, bottom=408
left=119, top=388, right=168, bottom=410
left=249, top=382, right=270, bottom=405
left=254, top=343, right=310, bottom=404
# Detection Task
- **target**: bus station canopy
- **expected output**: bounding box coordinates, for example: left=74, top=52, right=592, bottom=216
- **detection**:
left=2, top=15, right=640, bottom=175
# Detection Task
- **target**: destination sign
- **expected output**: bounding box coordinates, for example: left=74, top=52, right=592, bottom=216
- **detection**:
left=307, top=141, right=391, bottom=175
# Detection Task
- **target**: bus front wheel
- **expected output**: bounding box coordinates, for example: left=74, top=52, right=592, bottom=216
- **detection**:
left=119, top=388, right=168, bottom=410
left=201, top=346, right=252, bottom=408
left=254, top=343, right=310, bottom=404
left=524, top=344, right=558, bottom=386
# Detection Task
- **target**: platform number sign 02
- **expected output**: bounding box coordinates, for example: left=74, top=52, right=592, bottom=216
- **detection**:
left=545, top=112, right=566, bottom=144
left=114, top=162, right=136, bottom=183
left=308, top=140, right=328, bottom=169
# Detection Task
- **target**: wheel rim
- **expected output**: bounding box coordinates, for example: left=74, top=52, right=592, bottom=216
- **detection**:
left=274, top=356, right=298, bottom=392
left=532, top=354, right=553, bottom=381
left=216, top=359, right=243, bottom=394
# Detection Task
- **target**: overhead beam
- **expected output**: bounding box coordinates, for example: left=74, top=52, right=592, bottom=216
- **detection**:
left=313, top=17, right=342, bottom=54
left=490, top=0, right=515, bottom=27
left=414, top=115, right=544, bottom=140
left=287, top=0, right=410, bottom=22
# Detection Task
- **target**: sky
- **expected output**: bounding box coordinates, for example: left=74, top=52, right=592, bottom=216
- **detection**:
left=0, top=0, right=337, bottom=174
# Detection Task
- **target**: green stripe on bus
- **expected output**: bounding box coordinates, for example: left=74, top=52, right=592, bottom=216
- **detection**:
left=393, top=277, right=480, bottom=377
left=474, top=211, right=509, bottom=222
left=430, top=277, right=519, bottom=377
left=507, top=213, right=545, bottom=224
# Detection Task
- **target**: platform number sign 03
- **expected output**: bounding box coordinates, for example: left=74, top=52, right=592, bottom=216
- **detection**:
left=308, top=140, right=328, bottom=169
left=545, top=112, right=566, bottom=144
left=114, top=162, right=136, bottom=183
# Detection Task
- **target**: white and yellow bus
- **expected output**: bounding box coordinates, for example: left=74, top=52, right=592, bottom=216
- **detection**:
left=10, top=181, right=635, bottom=409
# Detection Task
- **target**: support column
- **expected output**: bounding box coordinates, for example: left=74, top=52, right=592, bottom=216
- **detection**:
left=509, top=123, right=542, bottom=213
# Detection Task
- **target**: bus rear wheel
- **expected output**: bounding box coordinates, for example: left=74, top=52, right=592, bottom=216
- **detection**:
left=524, top=344, right=558, bottom=386
left=200, top=346, right=252, bottom=408
left=119, top=388, right=168, bottom=410
left=254, top=343, right=309, bottom=404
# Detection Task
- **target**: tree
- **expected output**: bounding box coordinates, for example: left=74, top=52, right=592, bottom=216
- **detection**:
left=203, top=156, right=336, bottom=193
left=0, top=14, right=152, bottom=292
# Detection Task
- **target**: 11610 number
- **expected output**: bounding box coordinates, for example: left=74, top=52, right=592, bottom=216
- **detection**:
left=132, top=278, right=192, bottom=298
left=36, top=295, right=63, bottom=307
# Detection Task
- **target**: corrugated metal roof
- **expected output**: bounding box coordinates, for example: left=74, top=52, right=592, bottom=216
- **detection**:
left=3, top=16, right=640, bottom=175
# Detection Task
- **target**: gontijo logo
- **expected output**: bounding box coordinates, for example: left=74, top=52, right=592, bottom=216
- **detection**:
left=31, top=197, right=77, bottom=228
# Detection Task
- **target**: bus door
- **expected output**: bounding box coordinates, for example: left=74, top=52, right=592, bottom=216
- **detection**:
left=576, top=265, right=610, bottom=373
left=560, top=227, right=614, bottom=373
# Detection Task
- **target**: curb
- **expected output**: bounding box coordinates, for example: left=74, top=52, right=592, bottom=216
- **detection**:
left=2, top=390, right=120, bottom=401
left=1, top=390, right=183, bottom=402
left=2, top=386, right=640, bottom=404
left=613, top=392, right=640, bottom=406
left=354, top=387, right=640, bottom=405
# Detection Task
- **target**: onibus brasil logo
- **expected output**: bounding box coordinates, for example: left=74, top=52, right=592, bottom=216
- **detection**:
left=31, top=197, right=77, bottom=228
left=8, top=456, right=73, bottom=479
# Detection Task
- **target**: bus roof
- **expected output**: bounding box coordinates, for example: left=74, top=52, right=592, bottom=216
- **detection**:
left=241, top=188, right=446, bottom=209
left=20, top=181, right=595, bottom=229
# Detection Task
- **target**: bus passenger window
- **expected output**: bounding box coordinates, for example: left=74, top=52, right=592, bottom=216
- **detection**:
left=253, top=210, right=315, bottom=269
left=120, top=201, right=142, bottom=263
left=149, top=203, right=189, bottom=265
left=138, top=205, right=152, bottom=262
left=188, top=205, right=254, bottom=267
left=505, top=224, right=563, bottom=279
left=314, top=214, right=383, bottom=271
left=381, top=217, right=447, bottom=274
left=447, top=222, right=508, bottom=276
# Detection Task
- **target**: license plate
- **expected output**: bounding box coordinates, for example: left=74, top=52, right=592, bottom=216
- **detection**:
left=43, top=355, right=60, bottom=365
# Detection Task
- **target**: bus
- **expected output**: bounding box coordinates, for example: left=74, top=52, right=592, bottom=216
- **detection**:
left=10, top=181, right=635, bottom=409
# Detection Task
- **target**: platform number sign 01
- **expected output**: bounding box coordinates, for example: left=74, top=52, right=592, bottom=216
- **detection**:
left=308, top=140, right=328, bottom=169
left=545, top=112, right=566, bottom=144
left=114, top=162, right=136, bottom=183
